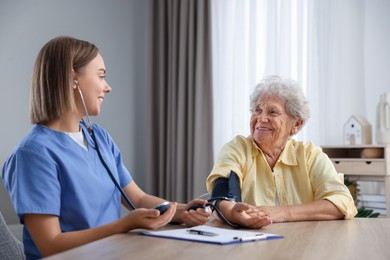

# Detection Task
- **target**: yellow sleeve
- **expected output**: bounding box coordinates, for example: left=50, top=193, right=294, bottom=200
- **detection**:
left=307, top=144, right=358, bottom=219
left=206, top=135, right=249, bottom=193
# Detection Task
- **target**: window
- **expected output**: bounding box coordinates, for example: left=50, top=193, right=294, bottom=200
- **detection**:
left=211, top=0, right=368, bottom=156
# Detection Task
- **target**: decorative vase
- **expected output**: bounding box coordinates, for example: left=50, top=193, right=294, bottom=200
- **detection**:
left=376, top=93, right=390, bottom=144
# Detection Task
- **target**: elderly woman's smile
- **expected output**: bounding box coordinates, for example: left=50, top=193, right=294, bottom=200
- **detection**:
left=250, top=95, right=298, bottom=152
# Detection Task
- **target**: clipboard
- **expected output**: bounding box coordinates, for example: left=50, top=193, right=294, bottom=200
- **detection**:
left=140, top=225, right=283, bottom=245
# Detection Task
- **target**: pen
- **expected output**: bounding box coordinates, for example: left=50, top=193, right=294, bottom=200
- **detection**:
left=234, top=233, right=267, bottom=242
left=186, top=229, right=218, bottom=237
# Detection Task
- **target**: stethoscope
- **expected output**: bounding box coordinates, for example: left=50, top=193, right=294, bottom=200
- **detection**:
left=74, top=80, right=235, bottom=221
left=74, top=80, right=136, bottom=210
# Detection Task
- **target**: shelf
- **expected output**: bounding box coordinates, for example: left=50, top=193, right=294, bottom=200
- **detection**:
left=330, top=158, right=383, bottom=162
left=322, top=146, right=385, bottom=159
left=321, top=144, right=390, bottom=217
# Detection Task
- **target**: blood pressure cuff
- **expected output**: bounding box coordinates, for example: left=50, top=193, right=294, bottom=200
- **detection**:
left=211, top=170, right=242, bottom=202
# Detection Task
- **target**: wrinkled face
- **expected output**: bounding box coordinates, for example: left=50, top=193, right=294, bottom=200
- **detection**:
left=250, top=95, right=300, bottom=149
left=74, top=53, right=111, bottom=116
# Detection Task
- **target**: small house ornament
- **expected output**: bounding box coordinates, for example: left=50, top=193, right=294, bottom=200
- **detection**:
left=343, top=115, right=372, bottom=145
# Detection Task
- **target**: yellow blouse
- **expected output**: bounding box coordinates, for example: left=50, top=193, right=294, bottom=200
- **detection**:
left=206, top=135, right=357, bottom=219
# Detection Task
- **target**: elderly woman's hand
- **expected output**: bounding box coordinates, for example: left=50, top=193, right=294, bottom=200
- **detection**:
left=227, top=202, right=273, bottom=229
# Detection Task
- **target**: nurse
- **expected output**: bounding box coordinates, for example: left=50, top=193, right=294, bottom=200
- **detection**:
left=2, top=36, right=210, bottom=259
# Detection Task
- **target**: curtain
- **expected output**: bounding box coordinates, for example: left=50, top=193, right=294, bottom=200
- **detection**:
left=211, top=0, right=366, bottom=155
left=147, top=0, right=213, bottom=202
left=306, top=0, right=365, bottom=146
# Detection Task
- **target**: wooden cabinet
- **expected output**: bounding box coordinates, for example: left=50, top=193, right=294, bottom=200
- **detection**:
left=321, top=145, right=390, bottom=217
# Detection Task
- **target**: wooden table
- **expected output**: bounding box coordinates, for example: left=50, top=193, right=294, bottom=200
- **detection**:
left=44, top=218, right=390, bottom=260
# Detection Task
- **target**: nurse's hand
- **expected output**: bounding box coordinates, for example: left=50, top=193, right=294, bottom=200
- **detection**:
left=181, top=199, right=212, bottom=227
left=121, top=202, right=177, bottom=231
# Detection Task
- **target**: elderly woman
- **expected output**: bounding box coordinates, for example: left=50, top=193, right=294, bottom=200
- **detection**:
left=206, top=76, right=357, bottom=229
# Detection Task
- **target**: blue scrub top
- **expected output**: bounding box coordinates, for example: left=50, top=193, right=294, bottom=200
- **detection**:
left=2, top=123, right=132, bottom=259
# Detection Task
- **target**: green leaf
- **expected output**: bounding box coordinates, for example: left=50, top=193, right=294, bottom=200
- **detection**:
left=368, top=213, right=380, bottom=218
left=355, top=207, right=380, bottom=218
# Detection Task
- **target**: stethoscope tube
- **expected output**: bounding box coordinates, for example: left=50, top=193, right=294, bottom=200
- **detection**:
left=76, top=81, right=136, bottom=210
left=89, top=126, right=136, bottom=210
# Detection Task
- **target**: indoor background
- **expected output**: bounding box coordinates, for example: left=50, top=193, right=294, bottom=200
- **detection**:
left=1, top=0, right=389, bottom=225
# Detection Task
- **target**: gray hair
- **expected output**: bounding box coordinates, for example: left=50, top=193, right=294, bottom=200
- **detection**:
left=250, top=75, right=310, bottom=125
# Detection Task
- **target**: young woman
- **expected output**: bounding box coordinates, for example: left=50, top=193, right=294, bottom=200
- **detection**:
left=2, top=36, right=210, bottom=259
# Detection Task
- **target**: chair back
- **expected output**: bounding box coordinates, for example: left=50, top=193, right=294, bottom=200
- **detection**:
left=0, top=210, right=25, bottom=260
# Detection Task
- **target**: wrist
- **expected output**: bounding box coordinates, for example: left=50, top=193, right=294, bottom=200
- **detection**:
left=212, top=198, right=239, bottom=229
left=171, top=203, right=186, bottom=223
left=115, top=217, right=133, bottom=233
left=217, top=200, right=235, bottom=220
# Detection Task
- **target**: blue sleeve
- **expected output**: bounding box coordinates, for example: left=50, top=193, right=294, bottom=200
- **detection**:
left=3, top=148, right=61, bottom=223
left=92, top=124, right=132, bottom=187
left=111, top=140, right=132, bottom=188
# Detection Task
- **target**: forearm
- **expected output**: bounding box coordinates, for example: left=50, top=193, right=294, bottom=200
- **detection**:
left=260, top=199, right=344, bottom=222
left=122, top=182, right=166, bottom=210
left=171, top=203, right=187, bottom=223
left=215, top=199, right=344, bottom=226
left=131, top=194, right=166, bottom=209
left=30, top=218, right=129, bottom=257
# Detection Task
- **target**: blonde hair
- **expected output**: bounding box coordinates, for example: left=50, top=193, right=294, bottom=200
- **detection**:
left=30, top=36, right=99, bottom=124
